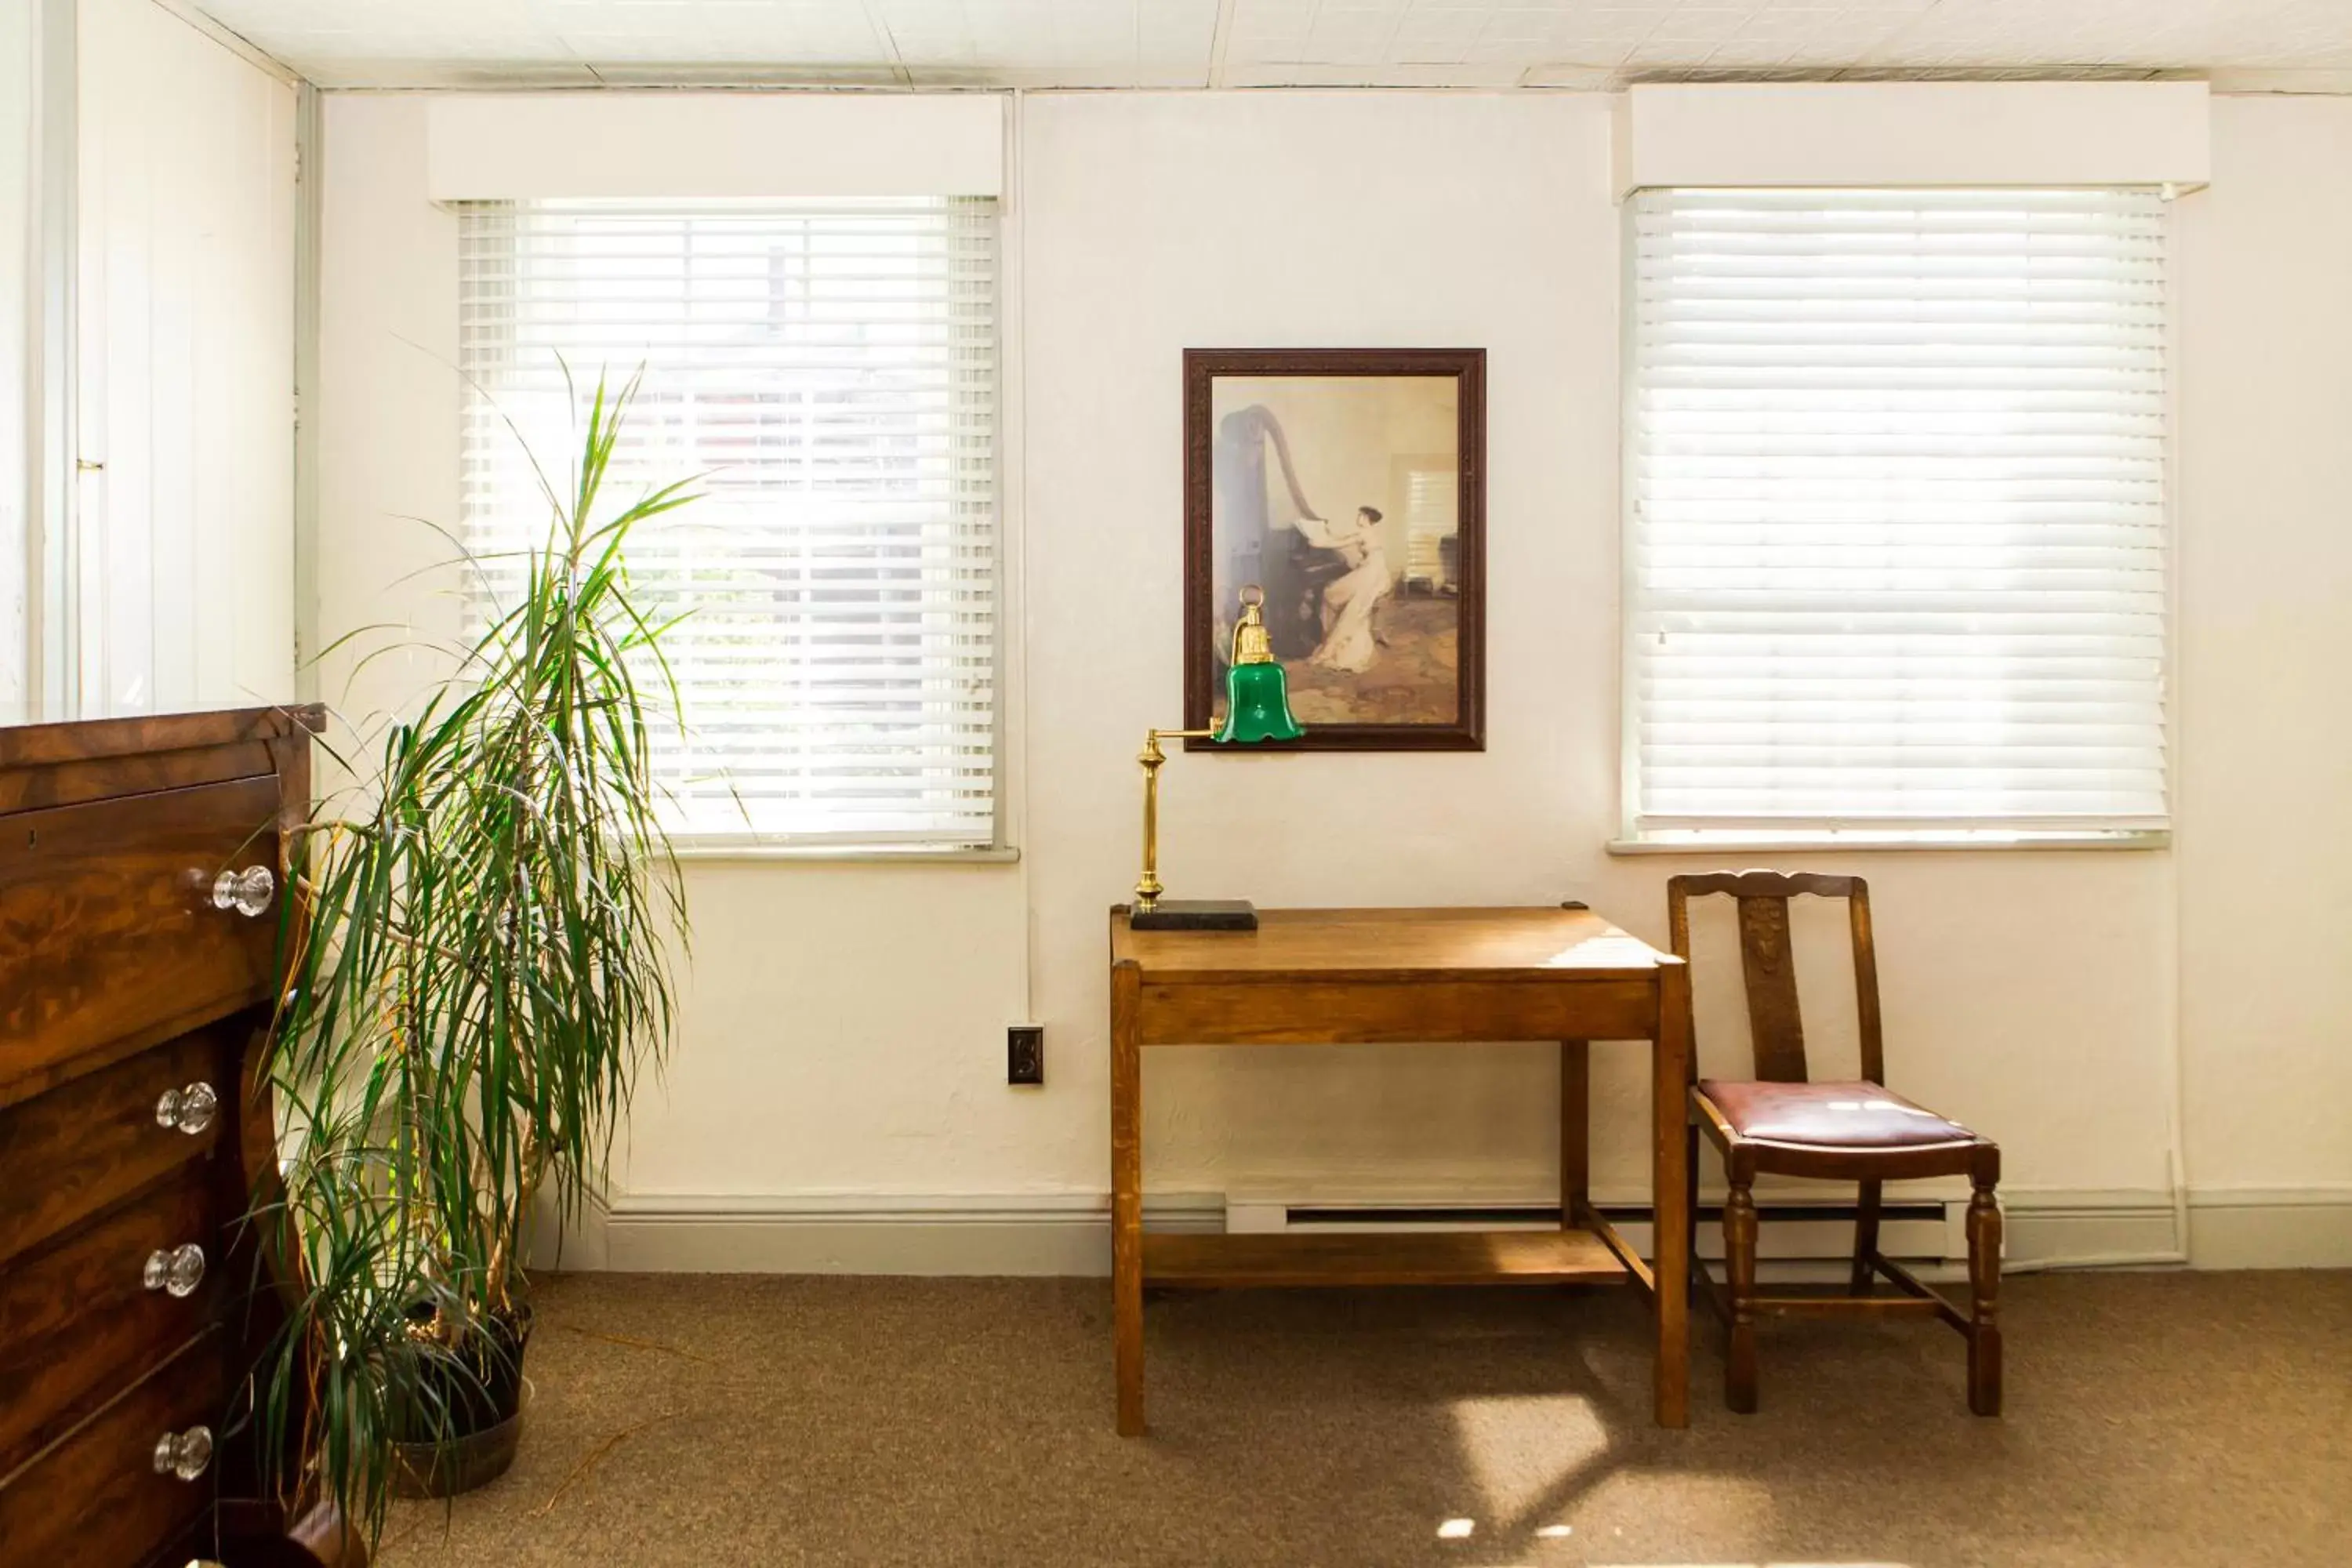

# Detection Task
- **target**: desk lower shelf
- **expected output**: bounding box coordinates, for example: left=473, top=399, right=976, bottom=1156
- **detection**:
left=1142, top=1228, right=1630, bottom=1290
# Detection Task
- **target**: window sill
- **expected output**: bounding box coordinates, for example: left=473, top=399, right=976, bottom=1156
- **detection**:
left=1609, top=831, right=2169, bottom=856
left=667, top=842, right=1021, bottom=866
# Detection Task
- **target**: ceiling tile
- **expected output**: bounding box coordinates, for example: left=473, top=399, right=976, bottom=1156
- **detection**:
left=183, top=0, right=2352, bottom=89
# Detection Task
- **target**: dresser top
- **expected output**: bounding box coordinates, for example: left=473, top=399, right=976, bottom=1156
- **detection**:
left=0, top=705, right=324, bottom=772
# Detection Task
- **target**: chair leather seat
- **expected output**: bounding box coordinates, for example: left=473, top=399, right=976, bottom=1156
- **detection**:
left=1697, top=1079, right=1977, bottom=1149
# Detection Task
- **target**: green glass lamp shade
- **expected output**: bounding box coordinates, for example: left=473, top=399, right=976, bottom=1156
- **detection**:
left=1214, top=659, right=1306, bottom=744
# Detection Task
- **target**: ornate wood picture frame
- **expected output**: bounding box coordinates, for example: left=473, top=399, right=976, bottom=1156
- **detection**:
left=1182, top=347, right=1486, bottom=752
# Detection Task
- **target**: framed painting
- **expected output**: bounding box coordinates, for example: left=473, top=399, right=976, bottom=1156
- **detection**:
left=1181, top=348, right=1485, bottom=752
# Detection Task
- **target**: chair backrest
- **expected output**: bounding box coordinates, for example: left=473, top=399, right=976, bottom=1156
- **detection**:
left=1665, top=869, right=1883, bottom=1086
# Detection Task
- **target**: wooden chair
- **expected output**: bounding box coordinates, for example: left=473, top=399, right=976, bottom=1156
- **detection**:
left=1668, top=870, right=2002, bottom=1417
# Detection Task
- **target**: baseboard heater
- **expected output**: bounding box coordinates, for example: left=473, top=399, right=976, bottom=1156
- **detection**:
left=1231, top=1198, right=1964, bottom=1265
left=1287, top=1202, right=1947, bottom=1225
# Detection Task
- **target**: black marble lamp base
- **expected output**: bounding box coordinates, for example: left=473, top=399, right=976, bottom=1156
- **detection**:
left=1128, top=899, right=1259, bottom=932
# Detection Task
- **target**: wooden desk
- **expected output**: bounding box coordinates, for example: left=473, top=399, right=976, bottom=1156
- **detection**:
left=1108, top=905, right=1693, bottom=1433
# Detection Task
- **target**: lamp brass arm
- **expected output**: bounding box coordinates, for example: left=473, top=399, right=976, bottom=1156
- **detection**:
left=1135, top=727, right=1216, bottom=912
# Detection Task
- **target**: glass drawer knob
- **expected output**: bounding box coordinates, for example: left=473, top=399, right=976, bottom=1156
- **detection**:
left=154, top=1081, right=218, bottom=1136
left=211, top=866, right=274, bottom=917
left=143, top=1243, right=206, bottom=1297
left=152, top=1425, right=213, bottom=1481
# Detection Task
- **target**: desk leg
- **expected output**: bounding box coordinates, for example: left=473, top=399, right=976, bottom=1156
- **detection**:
left=1653, top=963, right=1693, bottom=1428
left=1111, top=960, right=1145, bottom=1436
left=1559, top=1040, right=1589, bottom=1228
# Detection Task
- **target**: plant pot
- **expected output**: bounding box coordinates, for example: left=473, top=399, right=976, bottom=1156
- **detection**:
left=390, top=1395, right=525, bottom=1499
left=389, top=1305, right=534, bottom=1500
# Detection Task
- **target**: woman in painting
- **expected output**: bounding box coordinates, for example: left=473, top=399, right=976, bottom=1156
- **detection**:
left=1298, top=505, right=1392, bottom=673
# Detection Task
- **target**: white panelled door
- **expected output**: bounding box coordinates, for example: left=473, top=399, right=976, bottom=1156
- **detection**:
left=0, top=4, right=29, bottom=724
left=75, top=0, right=294, bottom=717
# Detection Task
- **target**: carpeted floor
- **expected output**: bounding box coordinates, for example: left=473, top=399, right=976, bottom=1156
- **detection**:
left=376, top=1269, right=2352, bottom=1568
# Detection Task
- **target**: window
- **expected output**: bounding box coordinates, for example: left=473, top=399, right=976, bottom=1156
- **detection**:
left=1402, top=462, right=1458, bottom=593
left=1624, top=187, right=2169, bottom=844
left=458, top=198, right=1000, bottom=848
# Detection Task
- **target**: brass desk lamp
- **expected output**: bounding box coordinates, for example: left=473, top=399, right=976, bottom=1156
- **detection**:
left=1131, top=585, right=1305, bottom=932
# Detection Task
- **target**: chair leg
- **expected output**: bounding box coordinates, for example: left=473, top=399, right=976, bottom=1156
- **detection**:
left=1686, top=1121, right=1703, bottom=1308
left=1850, top=1178, right=1882, bottom=1297
left=1966, top=1178, right=2003, bottom=1417
left=1723, top=1181, right=1759, bottom=1414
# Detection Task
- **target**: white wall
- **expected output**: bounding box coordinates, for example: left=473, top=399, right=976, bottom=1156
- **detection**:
left=2172, top=96, right=2352, bottom=1258
left=73, top=0, right=294, bottom=716
left=314, top=93, right=459, bottom=739
left=317, top=89, right=2352, bottom=1269
left=1016, top=90, right=2172, bottom=1215
left=315, top=93, right=1039, bottom=1199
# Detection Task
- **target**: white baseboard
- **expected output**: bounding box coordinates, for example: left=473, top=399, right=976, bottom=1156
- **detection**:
left=2002, top=1187, right=2189, bottom=1267
left=531, top=1183, right=2351, bottom=1277
left=2186, top=1185, right=2352, bottom=1269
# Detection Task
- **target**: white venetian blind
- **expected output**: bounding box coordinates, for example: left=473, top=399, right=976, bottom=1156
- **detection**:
left=459, top=198, right=999, bottom=847
left=1404, top=465, right=1457, bottom=589
left=1625, top=187, right=2169, bottom=840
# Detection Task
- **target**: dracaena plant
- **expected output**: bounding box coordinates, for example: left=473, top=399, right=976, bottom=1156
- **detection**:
left=248, top=370, right=695, bottom=1545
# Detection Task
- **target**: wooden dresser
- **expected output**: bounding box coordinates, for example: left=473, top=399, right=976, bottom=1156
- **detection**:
left=0, top=708, right=352, bottom=1568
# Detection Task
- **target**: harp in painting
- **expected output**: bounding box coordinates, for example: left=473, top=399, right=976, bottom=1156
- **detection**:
left=1212, top=404, right=1349, bottom=666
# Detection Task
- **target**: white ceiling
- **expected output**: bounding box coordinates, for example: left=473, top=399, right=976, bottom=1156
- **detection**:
left=181, top=0, right=2352, bottom=92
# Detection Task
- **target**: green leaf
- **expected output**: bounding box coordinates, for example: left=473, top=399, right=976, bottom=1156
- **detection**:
left=249, top=364, right=693, bottom=1548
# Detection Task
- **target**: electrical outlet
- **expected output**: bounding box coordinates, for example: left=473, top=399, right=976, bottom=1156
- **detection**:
left=1007, top=1025, right=1044, bottom=1086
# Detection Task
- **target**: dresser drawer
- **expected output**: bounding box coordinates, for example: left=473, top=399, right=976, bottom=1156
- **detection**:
left=0, top=1174, right=223, bottom=1477
left=0, top=1333, right=227, bottom=1568
left=0, top=775, right=283, bottom=1109
left=0, top=1024, right=241, bottom=1269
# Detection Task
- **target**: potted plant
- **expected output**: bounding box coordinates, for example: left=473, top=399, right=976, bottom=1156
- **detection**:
left=247, top=372, right=696, bottom=1545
